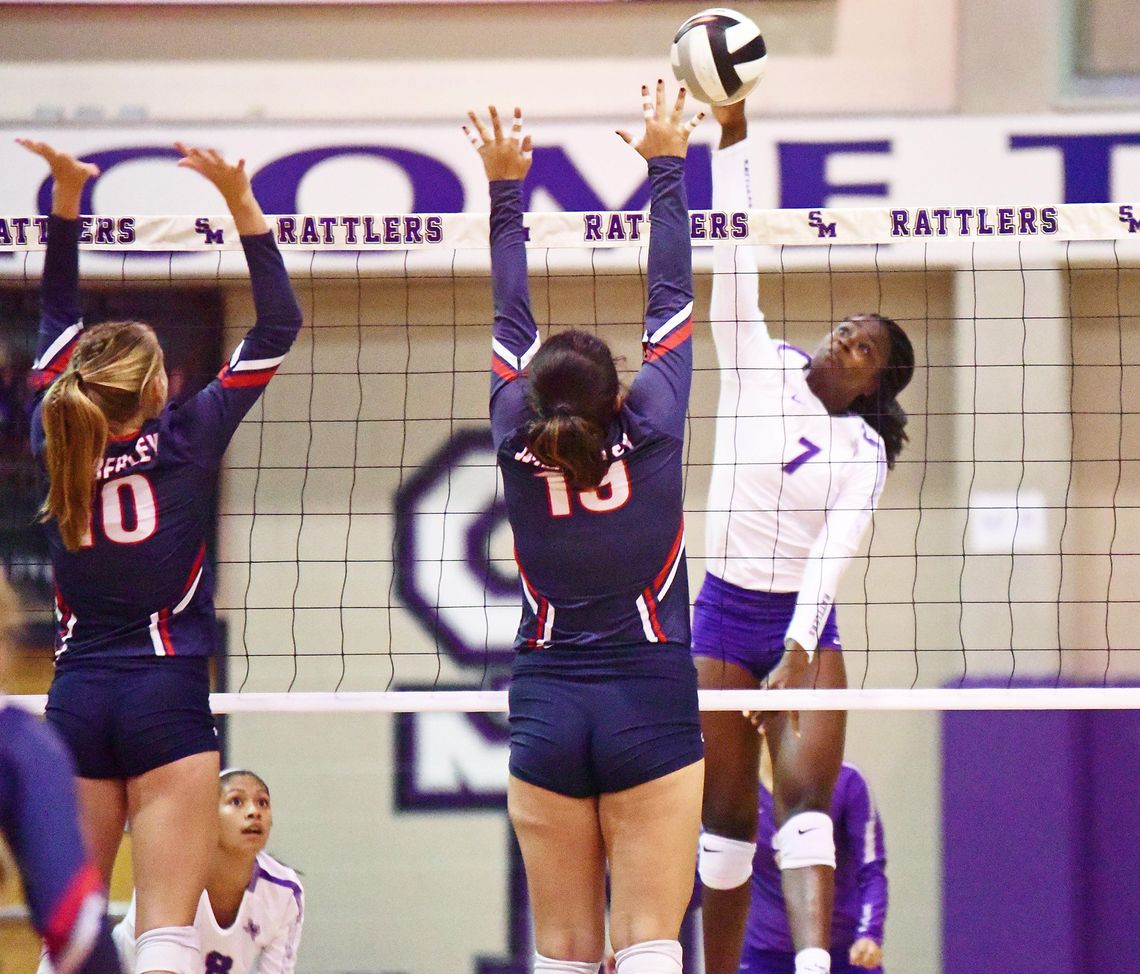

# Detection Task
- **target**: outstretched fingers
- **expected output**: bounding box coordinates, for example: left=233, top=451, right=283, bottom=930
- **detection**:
left=466, top=110, right=491, bottom=148
left=16, top=138, right=101, bottom=181
left=465, top=104, right=533, bottom=180
left=641, top=84, right=654, bottom=121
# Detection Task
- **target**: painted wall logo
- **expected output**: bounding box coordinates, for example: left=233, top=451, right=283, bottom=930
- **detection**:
left=1119, top=205, right=1140, bottom=233
left=393, top=427, right=517, bottom=667
left=808, top=209, right=837, bottom=239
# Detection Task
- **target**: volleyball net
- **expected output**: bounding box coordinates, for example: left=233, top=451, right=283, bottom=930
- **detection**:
left=1, top=203, right=1138, bottom=713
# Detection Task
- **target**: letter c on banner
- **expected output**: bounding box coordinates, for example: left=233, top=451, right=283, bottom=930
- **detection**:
left=250, top=145, right=466, bottom=214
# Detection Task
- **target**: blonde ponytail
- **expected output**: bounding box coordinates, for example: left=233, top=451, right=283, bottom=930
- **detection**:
left=37, top=321, right=165, bottom=552
left=39, top=369, right=107, bottom=550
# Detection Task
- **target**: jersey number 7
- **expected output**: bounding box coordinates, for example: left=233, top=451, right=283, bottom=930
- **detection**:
left=540, top=460, right=630, bottom=517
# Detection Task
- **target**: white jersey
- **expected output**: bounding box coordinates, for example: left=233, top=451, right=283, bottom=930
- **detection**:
left=113, top=852, right=303, bottom=974
left=704, top=138, right=887, bottom=655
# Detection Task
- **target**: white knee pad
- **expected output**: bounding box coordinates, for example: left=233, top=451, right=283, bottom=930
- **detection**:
left=773, top=812, right=836, bottom=871
left=614, top=940, right=682, bottom=974
left=533, top=954, right=599, bottom=974
left=135, top=925, right=200, bottom=974
left=697, top=831, right=757, bottom=890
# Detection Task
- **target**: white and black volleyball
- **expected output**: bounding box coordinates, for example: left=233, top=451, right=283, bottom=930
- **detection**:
left=670, top=8, right=767, bottom=106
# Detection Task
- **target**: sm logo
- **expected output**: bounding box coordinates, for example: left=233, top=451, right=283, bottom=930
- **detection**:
left=808, top=209, right=838, bottom=239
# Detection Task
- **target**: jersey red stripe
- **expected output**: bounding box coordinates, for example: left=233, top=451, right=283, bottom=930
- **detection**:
left=42, top=862, right=102, bottom=955
left=652, top=520, right=685, bottom=592
left=643, top=318, right=692, bottom=362
left=642, top=588, right=668, bottom=642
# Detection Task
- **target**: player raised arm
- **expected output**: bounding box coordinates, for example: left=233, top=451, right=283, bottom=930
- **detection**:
left=171, top=143, right=303, bottom=465
left=16, top=141, right=99, bottom=396
left=622, top=80, right=703, bottom=440
left=466, top=105, right=539, bottom=449
left=707, top=102, right=779, bottom=372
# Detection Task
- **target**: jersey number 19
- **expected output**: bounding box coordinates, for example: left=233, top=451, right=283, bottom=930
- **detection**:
left=540, top=460, right=630, bottom=517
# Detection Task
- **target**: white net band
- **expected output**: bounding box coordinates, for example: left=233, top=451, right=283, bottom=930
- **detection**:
left=0, top=203, right=1136, bottom=252
left=7, top=688, right=1140, bottom=714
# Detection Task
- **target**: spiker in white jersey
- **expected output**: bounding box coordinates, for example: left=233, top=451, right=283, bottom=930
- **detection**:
left=671, top=7, right=768, bottom=106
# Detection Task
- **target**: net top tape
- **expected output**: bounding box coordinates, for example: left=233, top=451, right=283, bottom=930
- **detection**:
left=1, top=202, right=1138, bottom=251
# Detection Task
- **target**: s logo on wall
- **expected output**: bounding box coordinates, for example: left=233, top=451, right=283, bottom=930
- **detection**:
left=392, top=425, right=528, bottom=971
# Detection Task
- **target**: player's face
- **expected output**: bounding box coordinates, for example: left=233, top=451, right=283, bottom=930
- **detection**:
left=218, top=775, right=273, bottom=856
left=809, top=316, right=891, bottom=409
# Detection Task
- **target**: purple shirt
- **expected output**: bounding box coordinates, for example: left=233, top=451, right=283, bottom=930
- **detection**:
left=745, top=763, right=888, bottom=953
left=30, top=216, right=302, bottom=660
left=489, top=157, right=695, bottom=652
left=0, top=703, right=120, bottom=972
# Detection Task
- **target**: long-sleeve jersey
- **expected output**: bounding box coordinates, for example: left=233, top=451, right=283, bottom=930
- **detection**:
left=490, top=157, right=694, bottom=651
left=703, top=139, right=887, bottom=655
left=114, top=851, right=304, bottom=974
left=746, top=763, right=888, bottom=954
left=29, top=216, right=303, bottom=661
left=0, top=702, right=122, bottom=974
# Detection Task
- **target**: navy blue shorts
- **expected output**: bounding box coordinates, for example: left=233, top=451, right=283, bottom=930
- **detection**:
left=691, top=573, right=841, bottom=682
left=739, top=947, right=880, bottom=974
left=509, top=643, right=704, bottom=799
left=46, top=656, right=218, bottom=780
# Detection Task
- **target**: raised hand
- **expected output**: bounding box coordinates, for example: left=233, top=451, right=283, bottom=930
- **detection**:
left=712, top=99, right=748, bottom=150
left=175, top=143, right=253, bottom=207
left=465, top=106, right=533, bottom=182
left=617, top=80, right=704, bottom=161
left=15, top=140, right=99, bottom=220
left=175, top=142, right=268, bottom=236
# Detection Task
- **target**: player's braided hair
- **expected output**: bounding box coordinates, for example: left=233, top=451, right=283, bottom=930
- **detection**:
left=524, top=329, right=620, bottom=490
left=39, top=321, right=165, bottom=551
left=844, top=313, right=914, bottom=469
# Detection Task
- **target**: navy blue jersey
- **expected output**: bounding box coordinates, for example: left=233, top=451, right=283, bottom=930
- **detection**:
left=490, top=157, right=694, bottom=651
left=0, top=703, right=122, bottom=973
left=29, top=216, right=303, bottom=660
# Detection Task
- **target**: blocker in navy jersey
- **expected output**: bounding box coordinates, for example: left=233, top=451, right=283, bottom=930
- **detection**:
left=491, top=158, right=694, bottom=653
left=30, top=215, right=303, bottom=662
left=490, top=156, right=703, bottom=796
left=0, top=703, right=122, bottom=974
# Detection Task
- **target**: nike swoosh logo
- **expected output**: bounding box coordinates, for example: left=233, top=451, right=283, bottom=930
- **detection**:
left=797, top=827, right=819, bottom=834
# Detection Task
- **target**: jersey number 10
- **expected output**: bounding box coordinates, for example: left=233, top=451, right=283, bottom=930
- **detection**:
left=540, top=460, right=630, bottom=517
left=81, top=474, right=158, bottom=547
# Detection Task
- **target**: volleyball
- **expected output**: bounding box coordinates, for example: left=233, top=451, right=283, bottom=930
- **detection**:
left=670, top=8, right=767, bottom=107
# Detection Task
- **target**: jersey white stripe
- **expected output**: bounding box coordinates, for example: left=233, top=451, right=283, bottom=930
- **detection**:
left=635, top=595, right=659, bottom=643
left=656, top=535, right=686, bottom=601
left=173, top=566, right=204, bottom=615
left=148, top=612, right=167, bottom=656
left=231, top=352, right=287, bottom=372
left=647, top=300, right=693, bottom=346
left=540, top=602, right=554, bottom=646
left=228, top=339, right=245, bottom=368
left=54, top=603, right=77, bottom=660
left=33, top=321, right=83, bottom=370
left=517, top=334, right=541, bottom=370
left=863, top=796, right=879, bottom=864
